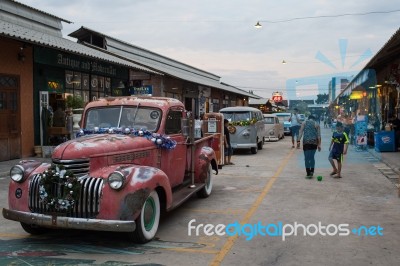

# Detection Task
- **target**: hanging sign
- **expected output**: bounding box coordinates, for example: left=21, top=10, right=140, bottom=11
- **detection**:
left=272, top=92, right=283, bottom=102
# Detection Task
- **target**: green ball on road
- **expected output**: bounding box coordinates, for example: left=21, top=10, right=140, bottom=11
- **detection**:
left=317, top=176, right=323, bottom=181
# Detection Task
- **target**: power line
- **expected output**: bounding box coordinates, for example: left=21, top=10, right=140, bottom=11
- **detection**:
left=259, top=9, right=400, bottom=23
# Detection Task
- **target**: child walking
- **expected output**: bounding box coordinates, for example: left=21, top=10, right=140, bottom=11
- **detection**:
left=328, top=122, right=349, bottom=178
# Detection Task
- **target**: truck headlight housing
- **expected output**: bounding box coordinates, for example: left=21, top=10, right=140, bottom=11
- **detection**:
left=108, top=171, right=126, bottom=190
left=269, top=129, right=275, bottom=135
left=10, top=165, right=25, bottom=183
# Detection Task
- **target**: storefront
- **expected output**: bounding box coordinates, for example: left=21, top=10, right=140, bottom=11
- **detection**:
left=0, top=37, right=34, bottom=161
left=33, top=46, right=131, bottom=146
left=335, top=27, right=400, bottom=150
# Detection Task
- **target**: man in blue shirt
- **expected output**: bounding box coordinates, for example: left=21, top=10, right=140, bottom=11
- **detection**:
left=329, top=122, right=349, bottom=178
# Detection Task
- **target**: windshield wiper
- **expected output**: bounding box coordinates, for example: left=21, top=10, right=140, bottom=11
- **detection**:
left=117, top=106, right=123, bottom=127
left=132, top=103, right=140, bottom=126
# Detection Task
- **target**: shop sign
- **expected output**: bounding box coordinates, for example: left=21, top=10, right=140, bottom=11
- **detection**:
left=272, top=92, right=283, bottom=102
left=130, top=85, right=153, bottom=95
left=208, top=118, right=217, bottom=133
left=34, top=47, right=128, bottom=78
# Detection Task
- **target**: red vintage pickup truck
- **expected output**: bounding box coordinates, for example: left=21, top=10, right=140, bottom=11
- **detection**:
left=3, top=96, right=218, bottom=243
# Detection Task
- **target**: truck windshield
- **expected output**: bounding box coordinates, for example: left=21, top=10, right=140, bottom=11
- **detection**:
left=85, top=106, right=161, bottom=132
left=222, top=111, right=251, bottom=122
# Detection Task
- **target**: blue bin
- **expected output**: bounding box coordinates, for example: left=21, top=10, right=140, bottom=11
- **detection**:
left=374, top=131, right=396, bottom=152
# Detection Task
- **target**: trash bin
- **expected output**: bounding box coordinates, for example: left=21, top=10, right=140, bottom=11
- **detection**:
left=374, top=131, right=396, bottom=152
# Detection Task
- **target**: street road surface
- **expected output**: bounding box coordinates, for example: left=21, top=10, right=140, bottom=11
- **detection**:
left=1, top=127, right=399, bottom=266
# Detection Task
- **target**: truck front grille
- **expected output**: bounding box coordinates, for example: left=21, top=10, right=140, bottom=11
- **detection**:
left=52, top=159, right=90, bottom=177
left=28, top=174, right=103, bottom=218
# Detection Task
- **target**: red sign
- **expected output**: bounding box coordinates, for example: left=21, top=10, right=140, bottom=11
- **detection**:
left=272, top=95, right=282, bottom=102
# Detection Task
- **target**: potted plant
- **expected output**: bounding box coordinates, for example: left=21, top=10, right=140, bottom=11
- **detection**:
left=66, top=95, right=85, bottom=130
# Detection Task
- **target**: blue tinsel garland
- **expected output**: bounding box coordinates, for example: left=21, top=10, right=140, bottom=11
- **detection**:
left=76, top=128, right=177, bottom=150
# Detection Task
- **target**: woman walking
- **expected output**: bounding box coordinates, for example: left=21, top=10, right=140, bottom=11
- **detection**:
left=298, top=115, right=322, bottom=178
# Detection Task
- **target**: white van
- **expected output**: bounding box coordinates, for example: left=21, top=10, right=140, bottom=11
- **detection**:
left=220, top=107, right=265, bottom=154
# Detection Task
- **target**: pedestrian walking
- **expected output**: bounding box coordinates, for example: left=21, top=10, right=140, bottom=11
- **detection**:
left=289, top=108, right=301, bottom=149
left=298, top=115, right=321, bottom=178
left=328, top=122, right=349, bottom=178
left=224, top=119, right=234, bottom=165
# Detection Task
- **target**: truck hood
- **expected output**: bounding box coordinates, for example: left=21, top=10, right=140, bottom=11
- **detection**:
left=52, top=134, right=154, bottom=160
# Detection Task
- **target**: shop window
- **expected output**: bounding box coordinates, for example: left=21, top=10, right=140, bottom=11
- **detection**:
left=212, top=98, right=220, bottom=111
left=0, top=75, right=17, bottom=87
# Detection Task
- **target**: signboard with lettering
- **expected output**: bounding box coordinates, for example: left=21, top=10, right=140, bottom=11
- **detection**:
left=34, top=47, right=128, bottom=78
left=271, top=92, right=283, bottom=102
left=130, top=85, right=153, bottom=95
left=208, top=118, right=217, bottom=133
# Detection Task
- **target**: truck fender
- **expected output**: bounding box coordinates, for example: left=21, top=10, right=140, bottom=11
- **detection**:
left=196, top=146, right=218, bottom=183
left=8, top=161, right=51, bottom=211
left=99, top=165, right=172, bottom=221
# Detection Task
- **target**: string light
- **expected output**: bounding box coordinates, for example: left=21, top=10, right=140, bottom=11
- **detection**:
left=256, top=9, right=400, bottom=24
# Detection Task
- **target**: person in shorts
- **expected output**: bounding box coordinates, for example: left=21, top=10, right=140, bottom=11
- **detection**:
left=224, top=119, right=234, bottom=165
left=328, top=122, right=349, bottom=178
left=289, top=108, right=301, bottom=148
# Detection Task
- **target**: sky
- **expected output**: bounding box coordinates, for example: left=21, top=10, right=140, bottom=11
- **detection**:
left=16, top=0, right=400, bottom=100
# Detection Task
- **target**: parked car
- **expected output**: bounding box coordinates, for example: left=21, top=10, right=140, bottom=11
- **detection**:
left=3, top=96, right=219, bottom=243
left=263, top=114, right=284, bottom=141
left=220, top=106, right=265, bottom=154
left=274, top=112, right=292, bottom=135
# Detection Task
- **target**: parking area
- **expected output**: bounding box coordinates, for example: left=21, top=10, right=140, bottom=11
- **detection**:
left=1, top=127, right=400, bottom=265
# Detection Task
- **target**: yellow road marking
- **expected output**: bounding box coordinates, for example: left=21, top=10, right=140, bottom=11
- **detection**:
left=209, top=148, right=295, bottom=266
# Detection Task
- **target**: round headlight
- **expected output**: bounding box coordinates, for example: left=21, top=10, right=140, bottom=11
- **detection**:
left=10, top=165, right=25, bottom=182
left=108, top=171, right=125, bottom=190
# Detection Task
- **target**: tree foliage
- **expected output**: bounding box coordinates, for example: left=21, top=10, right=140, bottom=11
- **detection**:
left=315, top=93, right=329, bottom=104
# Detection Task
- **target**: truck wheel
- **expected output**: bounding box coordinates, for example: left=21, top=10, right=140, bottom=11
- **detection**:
left=132, top=190, right=160, bottom=243
left=20, top=222, right=48, bottom=235
left=197, top=164, right=213, bottom=198
left=251, top=146, right=258, bottom=154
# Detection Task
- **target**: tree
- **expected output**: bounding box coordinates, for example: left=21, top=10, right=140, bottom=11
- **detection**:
left=315, top=93, right=329, bottom=104
left=294, top=101, right=308, bottom=114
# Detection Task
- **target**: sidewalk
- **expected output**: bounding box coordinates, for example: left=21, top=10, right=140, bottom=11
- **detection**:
left=369, top=147, right=400, bottom=174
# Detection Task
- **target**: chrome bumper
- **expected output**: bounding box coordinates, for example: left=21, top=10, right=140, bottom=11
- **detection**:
left=231, top=143, right=257, bottom=149
left=2, top=208, right=136, bottom=232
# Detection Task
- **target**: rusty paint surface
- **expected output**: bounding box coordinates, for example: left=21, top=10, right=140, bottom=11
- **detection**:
left=119, top=188, right=150, bottom=220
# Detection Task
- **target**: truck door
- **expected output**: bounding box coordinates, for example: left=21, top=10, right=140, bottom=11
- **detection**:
left=161, top=108, right=186, bottom=187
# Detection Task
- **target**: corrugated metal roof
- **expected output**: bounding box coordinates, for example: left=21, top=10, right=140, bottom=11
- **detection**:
left=70, top=27, right=221, bottom=81
left=0, top=20, right=161, bottom=75
left=9, top=0, right=72, bottom=23
left=70, top=27, right=260, bottom=99
left=249, top=98, right=269, bottom=105
left=365, top=27, right=400, bottom=69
